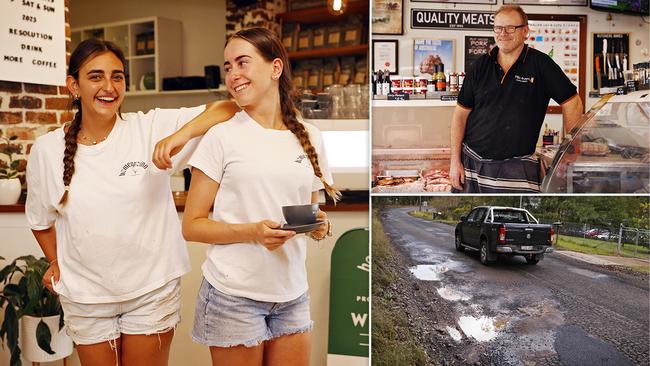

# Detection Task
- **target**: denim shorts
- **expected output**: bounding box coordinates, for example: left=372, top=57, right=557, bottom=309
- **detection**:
left=191, top=278, right=312, bottom=348
left=59, top=279, right=181, bottom=345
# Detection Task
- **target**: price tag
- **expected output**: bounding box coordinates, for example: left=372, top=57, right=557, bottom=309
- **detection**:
left=626, top=80, right=637, bottom=92
left=387, top=93, right=409, bottom=100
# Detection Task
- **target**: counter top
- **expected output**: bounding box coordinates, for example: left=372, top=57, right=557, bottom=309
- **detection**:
left=1, top=192, right=369, bottom=213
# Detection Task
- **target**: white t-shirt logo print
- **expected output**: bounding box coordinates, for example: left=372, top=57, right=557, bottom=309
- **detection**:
left=294, top=154, right=308, bottom=164
left=118, top=161, right=149, bottom=176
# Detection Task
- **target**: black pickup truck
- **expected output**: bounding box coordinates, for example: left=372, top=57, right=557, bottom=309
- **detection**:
left=454, top=206, right=555, bottom=265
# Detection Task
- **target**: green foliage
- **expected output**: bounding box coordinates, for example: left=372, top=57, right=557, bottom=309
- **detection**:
left=375, top=196, right=649, bottom=230
left=0, top=256, right=63, bottom=366
left=0, top=135, right=21, bottom=180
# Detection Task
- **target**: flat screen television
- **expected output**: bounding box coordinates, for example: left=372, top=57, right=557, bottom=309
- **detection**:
left=590, top=0, right=649, bottom=15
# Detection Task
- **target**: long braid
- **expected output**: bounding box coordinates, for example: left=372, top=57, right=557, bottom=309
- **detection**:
left=280, top=87, right=341, bottom=203
left=59, top=99, right=82, bottom=204
left=228, top=28, right=341, bottom=203
left=58, top=38, right=127, bottom=205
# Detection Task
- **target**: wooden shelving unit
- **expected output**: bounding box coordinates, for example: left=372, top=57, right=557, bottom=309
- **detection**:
left=278, top=0, right=369, bottom=92
left=71, top=17, right=182, bottom=95
left=277, top=0, right=369, bottom=24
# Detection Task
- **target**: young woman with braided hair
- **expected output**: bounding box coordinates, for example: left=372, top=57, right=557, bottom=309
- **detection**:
left=25, top=38, right=239, bottom=366
left=177, top=27, right=339, bottom=366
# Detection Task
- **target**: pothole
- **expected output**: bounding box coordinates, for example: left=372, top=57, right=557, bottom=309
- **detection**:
left=458, top=316, right=500, bottom=342
left=567, top=267, right=608, bottom=279
left=409, top=264, right=447, bottom=281
left=446, top=326, right=463, bottom=342
left=437, top=286, right=471, bottom=301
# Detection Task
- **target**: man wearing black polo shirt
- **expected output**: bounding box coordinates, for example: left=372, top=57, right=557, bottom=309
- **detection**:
left=450, top=5, right=583, bottom=193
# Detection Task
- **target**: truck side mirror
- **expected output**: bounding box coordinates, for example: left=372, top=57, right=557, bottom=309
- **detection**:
left=460, top=216, right=467, bottom=222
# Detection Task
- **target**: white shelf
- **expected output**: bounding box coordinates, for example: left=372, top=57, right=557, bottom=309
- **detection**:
left=304, top=119, right=368, bottom=131
left=128, top=54, right=155, bottom=60
left=372, top=99, right=457, bottom=108
left=72, top=17, right=181, bottom=94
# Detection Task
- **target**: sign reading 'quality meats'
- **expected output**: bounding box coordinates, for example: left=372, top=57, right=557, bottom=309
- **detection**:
left=411, top=9, right=494, bottom=30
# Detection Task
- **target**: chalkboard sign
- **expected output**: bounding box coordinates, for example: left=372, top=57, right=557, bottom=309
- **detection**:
left=464, top=36, right=495, bottom=73
left=0, top=0, right=66, bottom=86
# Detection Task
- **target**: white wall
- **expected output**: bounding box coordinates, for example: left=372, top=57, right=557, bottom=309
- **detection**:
left=0, top=210, right=369, bottom=366
left=70, top=0, right=227, bottom=79
left=373, top=2, right=650, bottom=137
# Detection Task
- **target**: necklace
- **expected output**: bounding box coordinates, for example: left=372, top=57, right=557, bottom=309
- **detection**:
left=78, top=130, right=109, bottom=145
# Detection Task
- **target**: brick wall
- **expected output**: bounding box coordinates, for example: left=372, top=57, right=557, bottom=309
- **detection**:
left=225, top=0, right=285, bottom=39
left=0, top=0, right=71, bottom=189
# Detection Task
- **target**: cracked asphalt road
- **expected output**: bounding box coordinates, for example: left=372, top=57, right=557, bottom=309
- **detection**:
left=377, top=207, right=650, bottom=366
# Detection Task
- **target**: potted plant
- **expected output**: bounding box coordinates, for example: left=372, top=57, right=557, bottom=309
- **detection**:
left=0, top=135, right=22, bottom=205
left=0, top=255, right=73, bottom=366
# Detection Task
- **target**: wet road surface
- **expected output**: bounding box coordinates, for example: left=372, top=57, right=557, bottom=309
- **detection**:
left=379, top=207, right=650, bottom=366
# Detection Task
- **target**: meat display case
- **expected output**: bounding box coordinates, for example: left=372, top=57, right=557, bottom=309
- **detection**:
left=371, top=102, right=456, bottom=193
left=541, top=91, right=650, bottom=193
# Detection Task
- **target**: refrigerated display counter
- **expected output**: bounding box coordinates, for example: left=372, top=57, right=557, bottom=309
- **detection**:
left=541, top=91, right=650, bottom=193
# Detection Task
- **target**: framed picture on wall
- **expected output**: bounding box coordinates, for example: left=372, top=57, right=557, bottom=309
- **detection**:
left=372, top=0, right=404, bottom=35
left=372, top=40, right=399, bottom=74
left=592, top=33, right=629, bottom=90
left=504, top=0, right=586, bottom=5
left=527, top=14, right=587, bottom=114
left=413, top=39, right=455, bottom=76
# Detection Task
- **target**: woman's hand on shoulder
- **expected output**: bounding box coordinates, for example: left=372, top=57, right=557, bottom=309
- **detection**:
left=152, top=129, right=192, bottom=170
left=254, top=220, right=295, bottom=251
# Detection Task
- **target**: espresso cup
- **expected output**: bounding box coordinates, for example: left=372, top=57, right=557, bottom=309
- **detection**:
left=282, top=204, right=319, bottom=225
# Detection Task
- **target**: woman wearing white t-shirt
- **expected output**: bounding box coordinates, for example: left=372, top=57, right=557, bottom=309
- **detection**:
left=178, top=28, right=340, bottom=366
left=26, top=39, right=239, bottom=366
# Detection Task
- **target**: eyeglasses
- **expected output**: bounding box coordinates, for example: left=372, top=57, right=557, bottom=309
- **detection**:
left=493, top=25, right=526, bottom=34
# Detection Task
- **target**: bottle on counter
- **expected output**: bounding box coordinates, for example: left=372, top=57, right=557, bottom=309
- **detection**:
left=459, top=72, right=465, bottom=90
left=449, top=72, right=459, bottom=93
left=436, top=63, right=446, bottom=92
left=382, top=69, right=390, bottom=95
left=375, top=70, right=383, bottom=96
left=427, top=75, right=436, bottom=94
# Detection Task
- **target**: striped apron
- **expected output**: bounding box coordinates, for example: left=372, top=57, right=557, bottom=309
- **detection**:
left=451, top=143, right=541, bottom=193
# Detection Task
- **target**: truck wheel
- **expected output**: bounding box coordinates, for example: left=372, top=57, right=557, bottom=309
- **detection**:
left=526, top=254, right=540, bottom=265
left=480, top=239, right=492, bottom=265
left=455, top=233, right=464, bottom=252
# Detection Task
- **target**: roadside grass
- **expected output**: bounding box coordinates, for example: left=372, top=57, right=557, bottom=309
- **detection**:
left=556, top=235, right=650, bottom=260
left=408, top=211, right=457, bottom=226
left=624, top=265, right=650, bottom=275
left=372, top=213, right=429, bottom=366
